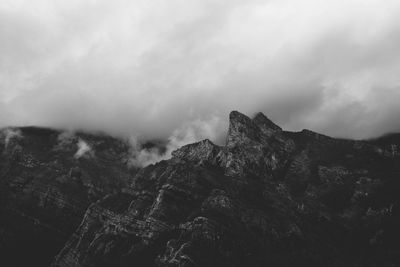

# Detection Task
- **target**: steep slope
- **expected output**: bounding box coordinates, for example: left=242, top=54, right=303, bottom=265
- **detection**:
left=0, top=127, right=135, bottom=267
left=51, top=111, right=400, bottom=267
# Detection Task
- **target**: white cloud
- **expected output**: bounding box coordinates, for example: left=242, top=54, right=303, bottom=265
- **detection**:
left=128, top=116, right=225, bottom=167
left=74, top=139, right=92, bottom=159
left=1, top=0, right=400, bottom=140
left=1, top=128, right=22, bottom=148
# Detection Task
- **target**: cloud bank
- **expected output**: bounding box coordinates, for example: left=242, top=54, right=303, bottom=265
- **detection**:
left=1, top=0, right=400, bottom=144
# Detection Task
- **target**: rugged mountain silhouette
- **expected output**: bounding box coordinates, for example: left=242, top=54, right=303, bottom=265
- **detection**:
left=1, top=111, right=400, bottom=266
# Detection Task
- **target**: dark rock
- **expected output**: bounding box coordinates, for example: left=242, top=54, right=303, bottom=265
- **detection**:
left=0, top=128, right=134, bottom=266
left=2, top=111, right=400, bottom=267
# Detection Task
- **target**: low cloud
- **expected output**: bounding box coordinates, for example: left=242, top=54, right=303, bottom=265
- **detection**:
left=74, top=139, right=93, bottom=159
left=1, top=0, right=400, bottom=141
left=127, top=137, right=166, bottom=168
left=57, top=131, right=76, bottom=145
left=128, top=116, right=225, bottom=167
left=1, top=128, right=22, bottom=148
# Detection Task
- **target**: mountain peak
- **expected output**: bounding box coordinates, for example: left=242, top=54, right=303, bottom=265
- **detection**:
left=226, top=110, right=283, bottom=147
left=3, top=110, right=400, bottom=267
left=229, top=110, right=252, bottom=125
left=171, top=139, right=221, bottom=163
left=226, top=111, right=259, bottom=147
left=252, top=112, right=282, bottom=135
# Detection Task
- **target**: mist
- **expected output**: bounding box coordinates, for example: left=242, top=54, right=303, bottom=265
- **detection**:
left=1, top=0, right=400, bottom=148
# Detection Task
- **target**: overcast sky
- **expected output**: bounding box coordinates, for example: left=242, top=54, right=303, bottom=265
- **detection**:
left=1, top=0, right=400, bottom=144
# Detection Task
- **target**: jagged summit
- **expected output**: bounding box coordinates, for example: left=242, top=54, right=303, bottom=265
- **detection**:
left=229, top=110, right=252, bottom=122
left=1, top=110, right=400, bottom=267
left=226, top=110, right=285, bottom=147
left=252, top=112, right=282, bottom=133
left=227, top=110, right=263, bottom=147
left=171, top=139, right=221, bottom=163
left=229, top=110, right=281, bottom=130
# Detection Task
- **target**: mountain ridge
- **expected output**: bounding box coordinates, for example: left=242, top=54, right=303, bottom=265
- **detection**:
left=1, top=111, right=400, bottom=266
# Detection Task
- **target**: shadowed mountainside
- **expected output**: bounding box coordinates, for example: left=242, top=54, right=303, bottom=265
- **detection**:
left=0, top=127, right=137, bottom=266
left=1, top=111, right=400, bottom=266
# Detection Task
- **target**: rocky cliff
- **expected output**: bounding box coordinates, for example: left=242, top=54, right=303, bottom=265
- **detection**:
left=1, top=111, right=400, bottom=266
left=0, top=127, right=135, bottom=266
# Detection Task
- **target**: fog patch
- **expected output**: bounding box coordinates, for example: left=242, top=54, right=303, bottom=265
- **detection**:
left=127, top=137, right=167, bottom=168
left=1, top=128, right=23, bottom=148
left=58, top=131, right=77, bottom=145
left=128, top=116, right=225, bottom=167
left=74, top=139, right=93, bottom=159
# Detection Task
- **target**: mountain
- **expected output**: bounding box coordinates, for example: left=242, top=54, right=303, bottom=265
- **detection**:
left=1, top=111, right=400, bottom=266
left=0, top=127, right=136, bottom=266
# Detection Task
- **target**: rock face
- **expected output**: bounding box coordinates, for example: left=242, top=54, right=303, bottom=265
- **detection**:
left=1, top=111, right=400, bottom=267
left=0, top=127, right=135, bottom=267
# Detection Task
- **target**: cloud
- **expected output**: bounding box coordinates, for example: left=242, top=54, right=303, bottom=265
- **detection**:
left=74, top=139, right=93, bottom=159
left=1, top=0, right=400, bottom=142
left=1, top=128, right=22, bottom=148
left=128, top=116, right=225, bottom=167
left=127, top=137, right=165, bottom=168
